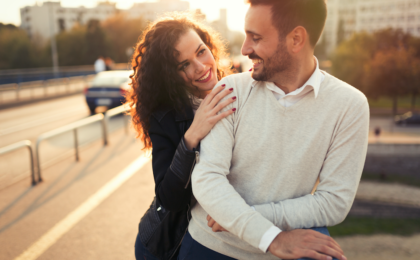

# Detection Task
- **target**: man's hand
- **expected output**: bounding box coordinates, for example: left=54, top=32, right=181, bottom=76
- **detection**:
left=268, top=229, right=347, bottom=260
left=207, top=215, right=228, bottom=232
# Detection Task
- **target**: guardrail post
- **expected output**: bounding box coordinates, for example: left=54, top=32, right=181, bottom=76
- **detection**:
left=123, top=114, right=129, bottom=135
left=0, top=140, right=36, bottom=186
left=74, top=128, right=80, bottom=161
left=35, top=139, right=43, bottom=183
left=27, top=145, right=36, bottom=185
left=102, top=114, right=109, bottom=146
left=17, top=83, right=20, bottom=101
left=44, top=80, right=47, bottom=98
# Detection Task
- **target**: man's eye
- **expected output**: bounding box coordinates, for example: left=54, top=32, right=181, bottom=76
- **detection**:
left=253, top=38, right=261, bottom=42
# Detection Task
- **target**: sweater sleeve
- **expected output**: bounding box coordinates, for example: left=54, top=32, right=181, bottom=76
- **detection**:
left=191, top=79, right=275, bottom=250
left=149, top=116, right=196, bottom=212
left=253, top=98, right=370, bottom=230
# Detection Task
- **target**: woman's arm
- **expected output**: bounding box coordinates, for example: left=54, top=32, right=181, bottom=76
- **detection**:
left=149, top=116, right=196, bottom=212
left=151, top=83, right=237, bottom=212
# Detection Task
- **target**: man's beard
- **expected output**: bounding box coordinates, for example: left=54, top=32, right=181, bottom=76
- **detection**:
left=251, top=41, right=292, bottom=82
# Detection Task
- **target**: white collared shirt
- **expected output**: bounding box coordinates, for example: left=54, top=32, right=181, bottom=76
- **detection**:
left=261, top=56, right=325, bottom=107
left=256, top=56, right=325, bottom=253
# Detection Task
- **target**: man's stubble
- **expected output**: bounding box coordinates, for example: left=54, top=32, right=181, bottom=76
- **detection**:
left=252, top=40, right=297, bottom=83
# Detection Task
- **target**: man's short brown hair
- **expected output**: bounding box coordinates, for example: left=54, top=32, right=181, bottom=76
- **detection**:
left=246, top=0, right=327, bottom=47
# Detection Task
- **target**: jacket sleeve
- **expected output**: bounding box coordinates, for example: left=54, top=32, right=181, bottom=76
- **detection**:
left=149, top=116, right=197, bottom=212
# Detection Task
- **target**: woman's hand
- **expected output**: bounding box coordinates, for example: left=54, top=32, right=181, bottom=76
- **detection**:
left=184, top=84, right=236, bottom=150
left=207, top=214, right=228, bottom=232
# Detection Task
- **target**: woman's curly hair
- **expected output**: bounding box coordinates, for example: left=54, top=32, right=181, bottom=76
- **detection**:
left=126, top=12, right=230, bottom=149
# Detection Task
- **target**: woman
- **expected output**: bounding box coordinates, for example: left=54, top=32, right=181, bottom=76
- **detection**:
left=126, top=13, right=236, bottom=260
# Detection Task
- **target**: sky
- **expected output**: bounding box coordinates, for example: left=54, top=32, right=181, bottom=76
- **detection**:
left=0, top=0, right=249, bottom=32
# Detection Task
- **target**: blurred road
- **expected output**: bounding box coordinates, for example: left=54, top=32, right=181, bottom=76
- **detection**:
left=0, top=95, right=150, bottom=259
left=0, top=128, right=150, bottom=260
left=0, top=94, right=130, bottom=190
left=369, top=116, right=420, bottom=144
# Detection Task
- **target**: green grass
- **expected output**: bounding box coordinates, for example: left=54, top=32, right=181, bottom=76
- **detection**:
left=361, top=171, right=420, bottom=188
left=368, top=96, right=415, bottom=109
left=329, top=217, right=420, bottom=237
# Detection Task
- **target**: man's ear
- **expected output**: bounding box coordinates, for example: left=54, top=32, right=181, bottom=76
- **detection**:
left=287, top=26, right=307, bottom=54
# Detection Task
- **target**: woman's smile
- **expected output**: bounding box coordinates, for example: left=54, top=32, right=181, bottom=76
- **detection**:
left=196, top=69, right=212, bottom=83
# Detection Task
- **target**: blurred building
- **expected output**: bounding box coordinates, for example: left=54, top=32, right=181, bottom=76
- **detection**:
left=127, top=0, right=189, bottom=21
left=20, top=1, right=117, bottom=40
left=209, top=9, right=229, bottom=41
left=322, top=0, right=420, bottom=54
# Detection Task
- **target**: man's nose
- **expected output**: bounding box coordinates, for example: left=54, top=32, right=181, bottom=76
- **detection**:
left=241, top=39, right=253, bottom=56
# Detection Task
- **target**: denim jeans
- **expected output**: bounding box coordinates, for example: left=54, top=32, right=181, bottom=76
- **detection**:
left=178, top=227, right=338, bottom=260
left=177, top=231, right=236, bottom=260
left=134, top=232, right=160, bottom=260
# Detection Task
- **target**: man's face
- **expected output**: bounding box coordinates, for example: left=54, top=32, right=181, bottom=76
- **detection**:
left=242, top=5, right=292, bottom=82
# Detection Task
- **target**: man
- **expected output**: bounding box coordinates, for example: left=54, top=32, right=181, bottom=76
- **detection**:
left=178, top=0, right=369, bottom=259
left=94, top=56, right=106, bottom=73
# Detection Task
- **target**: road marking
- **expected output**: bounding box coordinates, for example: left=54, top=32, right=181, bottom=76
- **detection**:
left=14, top=155, right=151, bottom=260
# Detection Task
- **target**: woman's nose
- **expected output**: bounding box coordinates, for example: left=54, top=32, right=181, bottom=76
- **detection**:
left=194, top=60, right=206, bottom=74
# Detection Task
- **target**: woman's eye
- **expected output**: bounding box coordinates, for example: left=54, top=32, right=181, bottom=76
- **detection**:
left=180, top=62, right=189, bottom=70
left=198, top=49, right=206, bottom=55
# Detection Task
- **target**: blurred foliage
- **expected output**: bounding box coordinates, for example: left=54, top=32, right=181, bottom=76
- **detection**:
left=0, top=23, right=48, bottom=69
left=329, top=216, right=420, bottom=237
left=102, top=14, right=145, bottom=64
left=332, top=28, right=420, bottom=114
left=0, top=16, right=147, bottom=69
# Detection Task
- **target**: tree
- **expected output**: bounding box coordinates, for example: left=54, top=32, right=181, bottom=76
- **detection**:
left=85, top=19, right=107, bottom=63
left=56, top=25, right=89, bottom=66
left=408, top=56, right=420, bottom=111
left=364, top=48, right=412, bottom=116
left=331, top=32, right=375, bottom=91
left=102, top=14, right=146, bottom=63
left=0, top=27, right=47, bottom=69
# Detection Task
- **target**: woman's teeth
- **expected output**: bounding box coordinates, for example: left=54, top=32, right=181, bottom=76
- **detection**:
left=197, top=70, right=210, bottom=81
left=252, top=59, right=263, bottom=64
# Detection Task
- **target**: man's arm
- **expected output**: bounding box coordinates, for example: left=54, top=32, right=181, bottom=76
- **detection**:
left=191, top=79, right=275, bottom=249
left=192, top=79, right=349, bottom=260
left=252, top=98, right=370, bottom=230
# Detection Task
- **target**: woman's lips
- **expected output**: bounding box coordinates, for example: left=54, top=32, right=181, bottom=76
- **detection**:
left=196, top=69, right=212, bottom=83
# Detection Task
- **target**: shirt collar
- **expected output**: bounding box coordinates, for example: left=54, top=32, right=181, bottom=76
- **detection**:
left=250, top=56, right=323, bottom=98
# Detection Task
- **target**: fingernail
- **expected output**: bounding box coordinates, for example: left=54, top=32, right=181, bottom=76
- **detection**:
left=229, top=88, right=233, bottom=91
left=326, top=257, right=332, bottom=260
left=342, top=256, right=347, bottom=260
left=232, top=96, right=237, bottom=100
left=249, top=68, right=252, bottom=71
left=221, top=84, right=226, bottom=87
left=232, top=108, right=236, bottom=112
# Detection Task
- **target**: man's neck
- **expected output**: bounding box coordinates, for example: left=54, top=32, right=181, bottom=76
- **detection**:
left=271, top=55, right=316, bottom=94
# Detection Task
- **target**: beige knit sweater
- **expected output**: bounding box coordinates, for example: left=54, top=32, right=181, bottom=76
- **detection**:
left=189, top=71, right=369, bottom=260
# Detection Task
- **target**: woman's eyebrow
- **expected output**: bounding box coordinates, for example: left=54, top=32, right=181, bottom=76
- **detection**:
left=178, top=43, right=204, bottom=65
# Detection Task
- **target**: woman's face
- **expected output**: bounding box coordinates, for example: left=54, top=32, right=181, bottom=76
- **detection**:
left=175, top=29, right=218, bottom=98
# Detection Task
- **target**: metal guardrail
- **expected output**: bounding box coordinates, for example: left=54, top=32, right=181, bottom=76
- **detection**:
left=0, top=140, right=36, bottom=185
left=35, top=105, right=130, bottom=182
left=0, top=75, right=95, bottom=105
left=0, top=63, right=129, bottom=84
